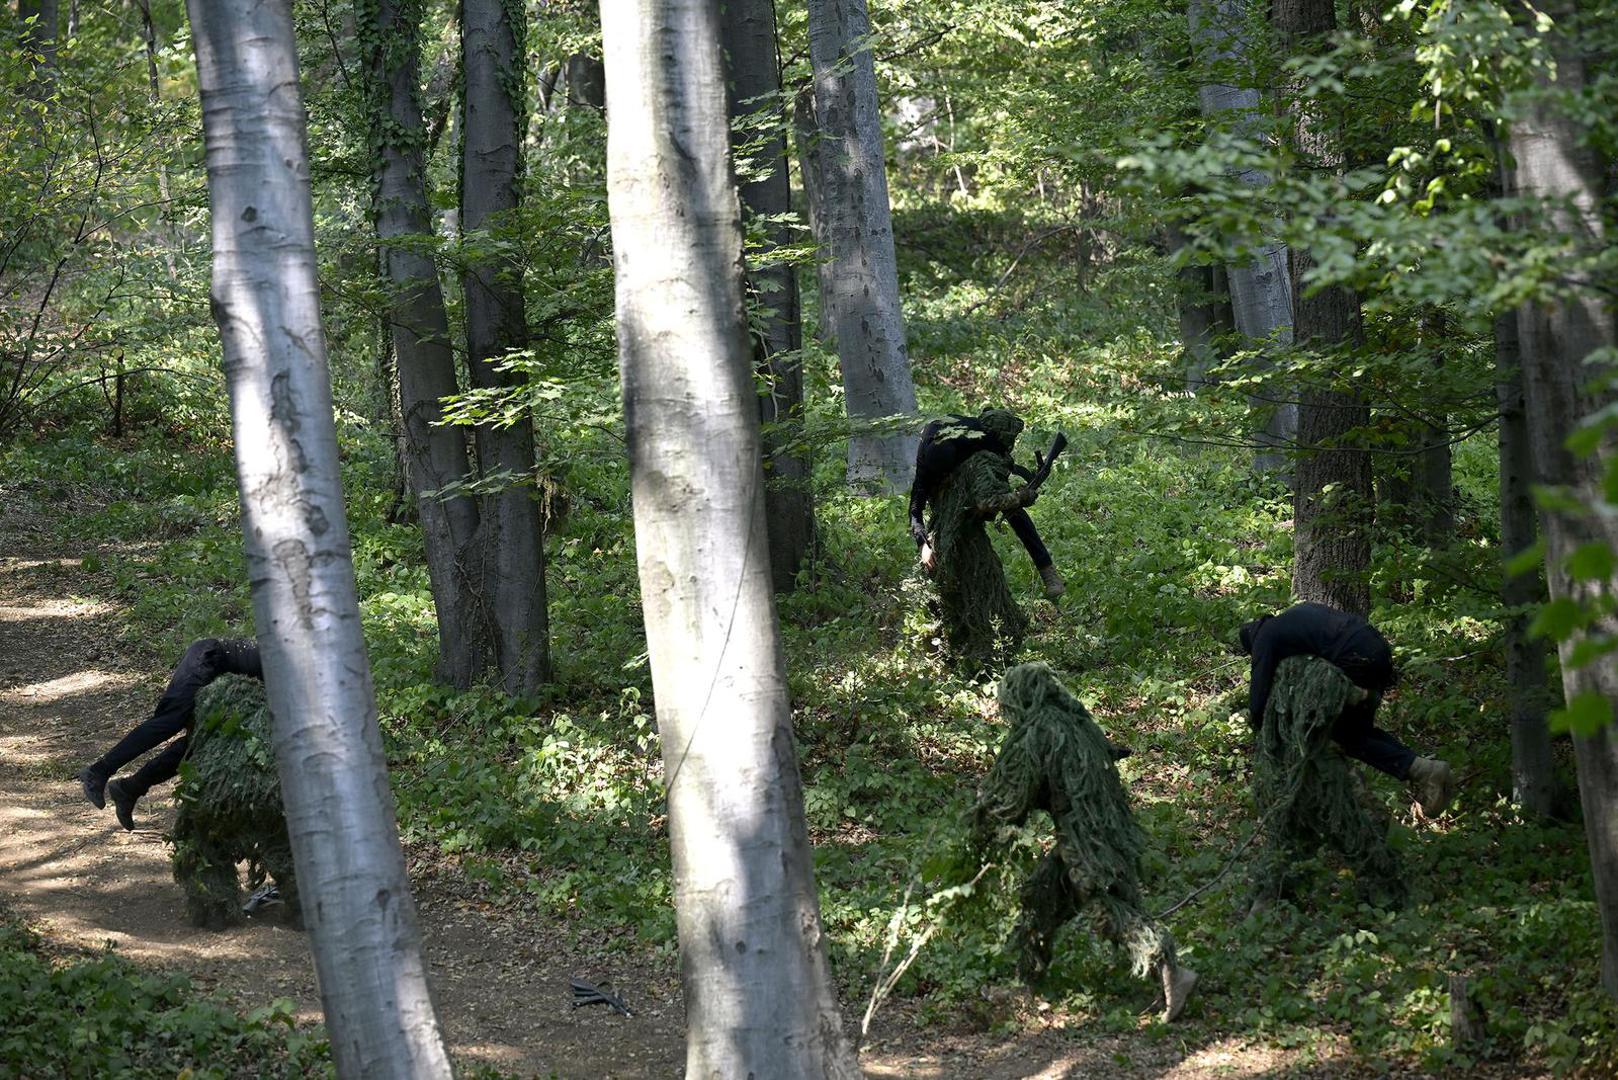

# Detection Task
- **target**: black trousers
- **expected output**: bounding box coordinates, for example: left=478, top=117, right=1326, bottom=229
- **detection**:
left=1002, top=507, right=1053, bottom=569
left=1328, top=630, right=1416, bottom=780
left=94, top=638, right=262, bottom=798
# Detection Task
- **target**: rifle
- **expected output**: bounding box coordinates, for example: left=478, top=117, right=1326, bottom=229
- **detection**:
left=1025, top=431, right=1068, bottom=493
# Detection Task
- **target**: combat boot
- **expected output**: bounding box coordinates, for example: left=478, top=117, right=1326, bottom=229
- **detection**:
left=1158, top=960, right=1198, bottom=1022
left=1408, top=756, right=1456, bottom=817
left=1038, top=564, right=1065, bottom=601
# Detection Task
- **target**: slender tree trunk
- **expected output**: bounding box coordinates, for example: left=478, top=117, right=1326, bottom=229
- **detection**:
left=1187, top=0, right=1297, bottom=471
left=184, top=1, right=453, bottom=1072
left=133, top=0, right=181, bottom=282
left=723, top=0, right=817, bottom=591
left=462, top=0, right=551, bottom=693
left=362, top=0, right=492, bottom=687
left=602, top=0, right=861, bottom=1072
left=1496, top=308, right=1558, bottom=816
left=792, top=86, right=832, bottom=344
left=1275, top=0, right=1372, bottom=615
left=805, top=0, right=919, bottom=492
left=1508, top=1, right=1618, bottom=997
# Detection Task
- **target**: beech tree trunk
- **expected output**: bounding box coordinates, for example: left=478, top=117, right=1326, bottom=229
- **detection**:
left=723, top=0, right=817, bottom=591
left=601, top=0, right=861, bottom=1072
left=184, top=1, right=453, bottom=1072
left=805, top=0, right=919, bottom=492
left=1496, top=308, right=1558, bottom=816
left=1187, top=0, right=1297, bottom=470
left=1508, top=1, right=1618, bottom=997
left=361, top=0, right=492, bottom=688
left=1275, top=0, right=1372, bottom=615
left=462, top=0, right=551, bottom=693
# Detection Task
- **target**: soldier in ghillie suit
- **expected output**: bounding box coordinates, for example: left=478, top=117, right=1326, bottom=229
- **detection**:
left=169, top=674, right=298, bottom=930
left=972, top=663, right=1198, bottom=1022
left=910, top=408, right=1065, bottom=601
left=914, top=410, right=1059, bottom=667
left=1240, top=603, right=1455, bottom=817
left=1248, top=656, right=1405, bottom=914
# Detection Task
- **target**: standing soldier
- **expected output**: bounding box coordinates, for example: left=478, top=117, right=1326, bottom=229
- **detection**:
left=974, top=662, right=1198, bottom=1022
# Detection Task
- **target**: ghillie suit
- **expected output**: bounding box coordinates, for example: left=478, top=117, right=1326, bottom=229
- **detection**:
left=169, top=675, right=298, bottom=930
left=923, top=410, right=1035, bottom=668
left=1249, top=656, right=1404, bottom=910
left=973, top=664, right=1179, bottom=995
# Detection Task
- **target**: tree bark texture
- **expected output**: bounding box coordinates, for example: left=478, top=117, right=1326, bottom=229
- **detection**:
left=723, top=0, right=817, bottom=591
left=1496, top=308, right=1559, bottom=815
left=805, top=0, right=920, bottom=492
left=1274, top=0, right=1372, bottom=616
left=461, top=0, right=551, bottom=693
left=361, top=0, right=493, bottom=689
left=1187, top=0, right=1297, bottom=469
left=1508, top=1, right=1618, bottom=996
left=184, top=1, right=453, bottom=1072
left=601, top=0, right=861, bottom=1072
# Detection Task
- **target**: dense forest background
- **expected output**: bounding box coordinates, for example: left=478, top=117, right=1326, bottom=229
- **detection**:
left=2, top=0, right=1617, bottom=1074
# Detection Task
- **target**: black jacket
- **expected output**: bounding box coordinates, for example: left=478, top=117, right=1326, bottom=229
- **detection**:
left=1242, top=603, right=1393, bottom=727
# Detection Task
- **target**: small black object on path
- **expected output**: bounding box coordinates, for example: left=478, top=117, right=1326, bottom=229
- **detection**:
left=570, top=977, right=633, bottom=1017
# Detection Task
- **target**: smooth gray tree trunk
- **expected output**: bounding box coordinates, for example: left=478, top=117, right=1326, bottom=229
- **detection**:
left=1496, top=307, right=1558, bottom=816
left=1275, top=0, right=1372, bottom=615
left=602, top=0, right=862, bottom=1072
left=1187, top=0, right=1296, bottom=455
left=184, top=1, right=453, bottom=1072
left=805, top=0, right=919, bottom=492
left=1187, top=0, right=1297, bottom=470
left=462, top=0, right=551, bottom=693
left=723, top=0, right=817, bottom=591
left=361, top=0, right=493, bottom=688
left=1508, top=1, right=1618, bottom=997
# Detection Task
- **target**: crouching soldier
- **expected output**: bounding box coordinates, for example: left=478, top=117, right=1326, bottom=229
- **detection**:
left=973, top=662, right=1197, bottom=1022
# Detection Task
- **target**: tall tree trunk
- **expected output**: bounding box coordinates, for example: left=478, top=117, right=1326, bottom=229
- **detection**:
left=805, top=0, right=919, bottom=492
left=1274, top=0, right=1372, bottom=615
left=362, top=0, right=492, bottom=688
left=723, top=0, right=817, bottom=591
left=1496, top=307, right=1558, bottom=816
left=1508, top=1, right=1618, bottom=997
left=184, top=1, right=453, bottom=1072
left=1168, top=224, right=1233, bottom=389
left=1187, top=0, right=1297, bottom=471
left=792, top=86, right=832, bottom=344
left=602, top=0, right=861, bottom=1072
left=18, top=0, right=58, bottom=91
left=462, top=0, right=551, bottom=693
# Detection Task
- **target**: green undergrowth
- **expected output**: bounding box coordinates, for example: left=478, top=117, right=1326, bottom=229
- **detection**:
left=0, top=903, right=329, bottom=1079
left=2, top=269, right=1614, bottom=1073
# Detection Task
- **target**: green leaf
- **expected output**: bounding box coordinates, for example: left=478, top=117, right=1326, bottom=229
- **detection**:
left=1550, top=692, right=1613, bottom=737
left=1529, top=596, right=1584, bottom=641
left=1566, top=542, right=1616, bottom=583
left=1505, top=539, right=1546, bottom=578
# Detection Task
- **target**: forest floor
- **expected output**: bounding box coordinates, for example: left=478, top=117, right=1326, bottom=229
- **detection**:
left=0, top=502, right=1551, bottom=1079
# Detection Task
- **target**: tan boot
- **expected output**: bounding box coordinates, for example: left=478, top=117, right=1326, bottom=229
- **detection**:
left=1038, top=564, right=1065, bottom=601
left=1159, top=960, right=1198, bottom=1023
left=1408, top=756, right=1456, bottom=817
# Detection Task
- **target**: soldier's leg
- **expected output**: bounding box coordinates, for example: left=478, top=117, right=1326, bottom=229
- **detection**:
left=1015, top=852, right=1080, bottom=984
left=106, top=735, right=189, bottom=830
left=1004, top=508, right=1064, bottom=599
left=81, top=639, right=223, bottom=806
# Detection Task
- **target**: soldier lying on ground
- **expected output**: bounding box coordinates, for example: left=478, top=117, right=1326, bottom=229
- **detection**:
left=973, top=662, right=1198, bottom=1022
left=1239, top=602, right=1455, bottom=817
left=77, top=637, right=262, bottom=830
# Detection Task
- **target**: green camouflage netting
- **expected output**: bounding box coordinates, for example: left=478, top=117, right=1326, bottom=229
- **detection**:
left=928, top=448, right=1029, bottom=668
left=1250, top=656, right=1403, bottom=909
left=975, top=663, right=1172, bottom=982
left=170, top=675, right=296, bottom=930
